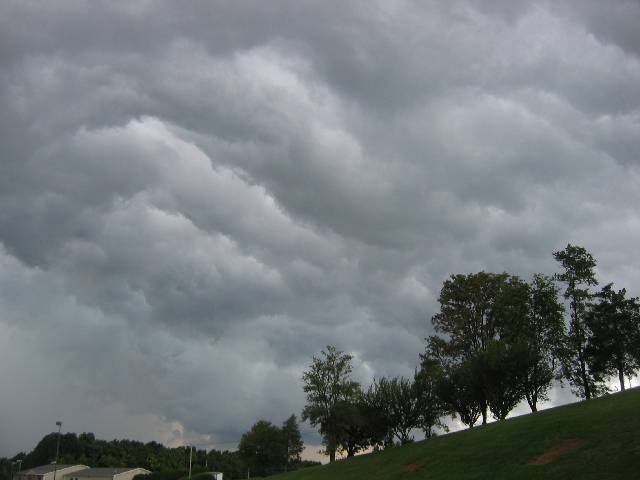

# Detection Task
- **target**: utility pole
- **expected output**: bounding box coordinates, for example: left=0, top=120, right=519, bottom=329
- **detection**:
left=52, top=421, right=63, bottom=480
left=188, top=446, right=193, bottom=480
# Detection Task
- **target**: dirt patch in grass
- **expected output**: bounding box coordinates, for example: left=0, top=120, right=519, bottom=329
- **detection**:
left=527, top=439, right=586, bottom=465
left=401, top=463, right=421, bottom=474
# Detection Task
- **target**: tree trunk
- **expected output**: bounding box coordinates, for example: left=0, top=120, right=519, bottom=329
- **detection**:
left=618, top=369, right=626, bottom=392
left=579, top=355, right=591, bottom=400
left=481, top=405, right=487, bottom=425
left=347, top=443, right=355, bottom=458
left=526, top=393, right=538, bottom=412
left=525, top=392, right=536, bottom=412
left=328, top=435, right=337, bottom=463
left=284, top=445, right=288, bottom=472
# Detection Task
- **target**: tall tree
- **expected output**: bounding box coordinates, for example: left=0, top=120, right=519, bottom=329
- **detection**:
left=301, top=345, right=360, bottom=462
left=433, top=358, right=482, bottom=429
left=366, top=376, right=425, bottom=445
left=586, top=284, right=640, bottom=391
left=553, top=244, right=603, bottom=399
left=238, top=420, right=285, bottom=477
left=520, top=274, right=565, bottom=412
left=281, top=415, right=304, bottom=471
left=429, top=271, right=520, bottom=424
left=413, top=362, right=447, bottom=438
left=359, top=390, right=393, bottom=450
left=473, top=340, right=529, bottom=421
left=334, top=395, right=369, bottom=458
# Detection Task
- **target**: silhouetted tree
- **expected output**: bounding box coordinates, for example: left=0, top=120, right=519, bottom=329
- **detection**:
left=586, top=284, right=640, bottom=391
left=366, top=376, right=426, bottom=445
left=429, top=271, right=529, bottom=424
left=334, top=394, right=370, bottom=458
left=238, top=420, right=285, bottom=477
left=474, top=340, right=529, bottom=421
left=301, top=345, right=360, bottom=462
left=413, top=358, right=447, bottom=438
left=433, top=358, right=482, bottom=428
left=205, top=449, right=245, bottom=480
left=553, top=244, right=605, bottom=399
left=281, top=415, right=304, bottom=471
left=519, top=274, right=565, bottom=412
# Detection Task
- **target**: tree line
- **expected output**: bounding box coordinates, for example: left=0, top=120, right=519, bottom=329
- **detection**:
left=0, top=432, right=247, bottom=480
left=0, top=423, right=318, bottom=480
left=301, top=244, right=640, bottom=462
left=3, top=243, right=637, bottom=476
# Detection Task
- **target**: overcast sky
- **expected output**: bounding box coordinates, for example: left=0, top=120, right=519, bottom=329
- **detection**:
left=1, top=0, right=640, bottom=459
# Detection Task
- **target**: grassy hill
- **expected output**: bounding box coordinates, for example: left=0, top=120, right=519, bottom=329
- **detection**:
left=275, top=387, right=640, bottom=480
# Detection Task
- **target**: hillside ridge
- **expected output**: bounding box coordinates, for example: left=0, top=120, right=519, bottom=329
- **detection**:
left=274, top=387, right=640, bottom=480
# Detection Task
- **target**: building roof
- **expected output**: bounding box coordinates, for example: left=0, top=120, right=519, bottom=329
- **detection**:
left=70, top=469, right=150, bottom=478
left=20, top=466, right=88, bottom=476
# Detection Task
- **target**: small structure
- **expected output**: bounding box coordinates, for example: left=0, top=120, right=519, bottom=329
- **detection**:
left=64, top=468, right=151, bottom=480
left=202, top=474, right=223, bottom=480
left=17, top=465, right=89, bottom=480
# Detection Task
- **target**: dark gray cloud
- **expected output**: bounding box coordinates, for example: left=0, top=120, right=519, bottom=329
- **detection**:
left=1, top=0, right=640, bottom=458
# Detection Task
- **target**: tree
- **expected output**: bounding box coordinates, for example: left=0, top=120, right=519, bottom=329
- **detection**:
left=473, top=340, right=529, bottom=421
left=553, top=244, right=604, bottom=399
left=433, top=358, right=482, bottom=429
left=413, top=361, right=447, bottom=438
left=358, top=390, right=392, bottom=450
left=281, top=415, right=304, bottom=471
left=431, top=272, right=510, bottom=356
left=586, top=284, right=640, bottom=391
left=301, top=345, right=361, bottom=462
left=366, top=376, right=425, bottom=445
left=238, top=420, right=285, bottom=477
left=334, top=395, right=369, bottom=458
left=520, top=274, right=565, bottom=412
left=429, top=271, right=522, bottom=424
left=206, top=449, right=246, bottom=480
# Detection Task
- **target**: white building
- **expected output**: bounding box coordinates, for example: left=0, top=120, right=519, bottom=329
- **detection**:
left=64, top=468, right=150, bottom=480
left=16, top=465, right=89, bottom=480
left=201, top=474, right=223, bottom=480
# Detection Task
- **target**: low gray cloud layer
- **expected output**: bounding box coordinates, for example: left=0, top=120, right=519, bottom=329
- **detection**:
left=1, top=0, right=640, bottom=457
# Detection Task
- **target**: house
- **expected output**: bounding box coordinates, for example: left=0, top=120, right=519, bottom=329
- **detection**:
left=63, top=468, right=151, bottom=480
left=16, top=465, right=89, bottom=480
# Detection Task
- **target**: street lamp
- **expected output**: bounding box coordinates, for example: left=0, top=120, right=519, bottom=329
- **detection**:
left=52, top=421, right=63, bottom=480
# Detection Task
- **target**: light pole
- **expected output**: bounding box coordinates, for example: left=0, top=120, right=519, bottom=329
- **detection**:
left=52, top=421, right=62, bottom=480
left=188, top=446, right=193, bottom=480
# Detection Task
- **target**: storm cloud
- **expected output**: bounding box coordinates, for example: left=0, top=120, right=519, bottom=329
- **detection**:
left=1, top=0, right=640, bottom=457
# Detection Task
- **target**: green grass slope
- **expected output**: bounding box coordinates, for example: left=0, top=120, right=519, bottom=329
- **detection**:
left=277, top=387, right=640, bottom=480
